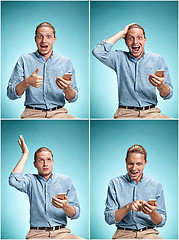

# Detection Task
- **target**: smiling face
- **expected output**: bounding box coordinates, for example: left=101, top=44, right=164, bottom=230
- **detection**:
left=34, top=150, right=54, bottom=180
left=35, top=26, right=56, bottom=60
left=126, top=152, right=147, bottom=184
left=125, top=28, right=146, bottom=59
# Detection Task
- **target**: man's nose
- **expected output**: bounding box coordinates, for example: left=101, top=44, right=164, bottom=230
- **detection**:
left=132, top=164, right=137, bottom=170
left=133, top=37, right=138, bottom=44
left=42, top=37, right=46, bottom=42
left=43, top=160, right=48, bottom=166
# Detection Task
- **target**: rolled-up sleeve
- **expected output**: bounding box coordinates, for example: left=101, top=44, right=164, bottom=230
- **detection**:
left=155, top=183, right=167, bottom=227
left=66, top=60, right=78, bottom=103
left=9, top=172, right=30, bottom=193
left=104, top=180, right=119, bottom=225
left=92, top=41, right=118, bottom=71
left=7, top=57, right=25, bottom=100
left=66, top=179, right=80, bottom=220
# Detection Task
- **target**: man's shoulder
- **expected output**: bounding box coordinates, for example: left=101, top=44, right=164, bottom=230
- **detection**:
left=52, top=53, right=71, bottom=62
left=53, top=173, right=71, bottom=181
left=145, top=52, right=164, bottom=61
left=143, top=174, right=162, bottom=186
left=17, top=52, right=37, bottom=61
left=109, top=175, right=127, bottom=185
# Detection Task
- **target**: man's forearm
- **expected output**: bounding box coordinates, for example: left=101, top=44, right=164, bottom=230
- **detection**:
left=115, top=204, right=131, bottom=222
left=64, top=85, right=76, bottom=100
left=62, top=203, right=76, bottom=218
left=15, top=77, right=30, bottom=96
left=13, top=153, right=29, bottom=173
left=105, top=31, right=125, bottom=45
left=149, top=210, right=162, bottom=225
left=157, top=82, right=170, bottom=98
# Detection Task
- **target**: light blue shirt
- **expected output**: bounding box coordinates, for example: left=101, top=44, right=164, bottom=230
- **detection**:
left=92, top=41, right=173, bottom=107
left=9, top=172, right=80, bottom=227
left=104, top=174, right=167, bottom=230
left=7, top=51, right=78, bottom=109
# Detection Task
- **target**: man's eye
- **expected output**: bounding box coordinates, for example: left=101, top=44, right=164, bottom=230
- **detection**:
left=47, top=35, right=51, bottom=39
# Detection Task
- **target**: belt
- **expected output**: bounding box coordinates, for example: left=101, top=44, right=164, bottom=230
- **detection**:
left=119, top=105, right=155, bottom=111
left=30, top=225, right=65, bottom=231
left=118, top=226, right=153, bottom=232
left=26, top=105, right=62, bottom=112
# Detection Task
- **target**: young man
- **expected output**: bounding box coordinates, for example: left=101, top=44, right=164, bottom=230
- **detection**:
left=7, top=22, right=78, bottom=119
left=9, top=135, right=83, bottom=239
left=104, top=145, right=166, bottom=239
left=92, top=23, right=173, bottom=119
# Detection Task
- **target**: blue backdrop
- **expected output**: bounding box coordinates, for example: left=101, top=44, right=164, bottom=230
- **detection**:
left=1, top=1, right=89, bottom=119
left=90, top=120, right=178, bottom=239
left=1, top=120, right=89, bottom=239
left=91, top=1, right=178, bottom=118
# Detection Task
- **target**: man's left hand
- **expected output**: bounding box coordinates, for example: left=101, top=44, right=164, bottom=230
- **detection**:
left=142, top=201, right=157, bottom=215
left=56, top=76, right=72, bottom=90
left=149, top=73, right=165, bottom=88
left=52, top=195, right=68, bottom=209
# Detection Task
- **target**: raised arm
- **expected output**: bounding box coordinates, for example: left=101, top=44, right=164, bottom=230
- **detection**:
left=105, top=23, right=135, bottom=45
left=13, top=135, right=29, bottom=173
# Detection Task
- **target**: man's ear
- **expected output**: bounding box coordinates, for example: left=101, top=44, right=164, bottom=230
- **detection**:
left=33, top=161, right=37, bottom=168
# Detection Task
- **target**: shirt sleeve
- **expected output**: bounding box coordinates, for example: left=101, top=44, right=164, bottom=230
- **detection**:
left=66, top=60, right=78, bottom=103
left=104, top=180, right=119, bottom=225
left=155, top=183, right=167, bottom=227
left=66, top=178, right=80, bottom=220
left=7, top=57, right=25, bottom=100
left=159, top=57, right=173, bottom=100
left=92, top=40, right=118, bottom=71
left=9, top=172, right=31, bottom=194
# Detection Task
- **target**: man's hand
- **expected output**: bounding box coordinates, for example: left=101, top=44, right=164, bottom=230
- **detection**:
left=52, top=195, right=68, bottom=209
left=18, top=135, right=29, bottom=155
left=149, top=73, right=165, bottom=88
left=121, top=23, right=136, bottom=39
left=26, top=67, right=43, bottom=88
left=56, top=76, right=72, bottom=90
left=142, top=201, right=157, bottom=215
left=128, top=199, right=144, bottom=212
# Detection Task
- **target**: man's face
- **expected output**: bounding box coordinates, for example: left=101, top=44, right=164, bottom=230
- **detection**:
left=125, top=28, right=146, bottom=59
left=35, top=26, right=56, bottom=60
left=126, top=152, right=147, bottom=183
left=34, top=151, right=54, bottom=179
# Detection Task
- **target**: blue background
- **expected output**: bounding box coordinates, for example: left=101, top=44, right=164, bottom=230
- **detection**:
left=90, top=120, right=178, bottom=239
left=91, top=1, right=178, bottom=119
left=1, top=120, right=89, bottom=239
left=1, top=1, right=89, bottom=119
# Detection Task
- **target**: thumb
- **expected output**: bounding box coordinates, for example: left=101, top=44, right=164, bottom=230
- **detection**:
left=34, top=67, right=40, bottom=74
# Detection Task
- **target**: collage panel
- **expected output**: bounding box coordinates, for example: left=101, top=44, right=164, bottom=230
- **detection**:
left=90, top=120, right=178, bottom=239
left=90, top=1, right=178, bottom=119
left=1, top=120, right=89, bottom=239
left=2, top=1, right=89, bottom=119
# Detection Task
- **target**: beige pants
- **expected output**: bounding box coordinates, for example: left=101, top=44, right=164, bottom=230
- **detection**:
left=21, top=107, right=78, bottom=119
left=112, top=228, right=163, bottom=239
left=114, top=107, right=173, bottom=119
left=26, top=227, right=84, bottom=239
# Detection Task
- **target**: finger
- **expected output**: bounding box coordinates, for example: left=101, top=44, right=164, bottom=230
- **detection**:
left=149, top=79, right=158, bottom=87
left=58, top=77, right=71, bottom=85
left=34, top=67, right=40, bottom=74
left=56, top=80, right=63, bottom=89
left=150, top=77, right=161, bottom=85
left=58, top=81, right=68, bottom=89
left=37, top=76, right=43, bottom=81
left=17, top=139, right=21, bottom=147
left=53, top=201, right=63, bottom=208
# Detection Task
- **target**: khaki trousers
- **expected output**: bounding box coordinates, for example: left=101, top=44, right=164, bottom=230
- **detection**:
left=26, top=227, right=84, bottom=239
left=114, top=107, right=173, bottom=119
left=21, top=107, right=78, bottom=119
left=112, top=228, right=163, bottom=239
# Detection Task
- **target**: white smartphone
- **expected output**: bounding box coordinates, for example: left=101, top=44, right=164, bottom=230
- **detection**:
left=62, top=73, right=72, bottom=80
left=56, top=193, right=66, bottom=200
left=155, top=70, right=165, bottom=77
left=147, top=199, right=156, bottom=206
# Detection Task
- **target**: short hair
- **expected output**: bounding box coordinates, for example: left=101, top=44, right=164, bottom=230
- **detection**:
left=125, top=24, right=146, bottom=40
left=34, top=147, right=53, bottom=162
left=35, top=22, right=56, bottom=37
left=126, top=144, right=147, bottom=161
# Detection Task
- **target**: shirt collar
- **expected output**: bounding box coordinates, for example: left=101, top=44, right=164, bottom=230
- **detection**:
left=35, top=50, right=54, bottom=61
left=37, top=173, right=53, bottom=182
left=127, top=51, right=145, bottom=63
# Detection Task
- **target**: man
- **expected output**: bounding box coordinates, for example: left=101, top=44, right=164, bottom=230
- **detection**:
left=9, top=135, right=83, bottom=239
left=7, top=22, right=78, bottom=119
left=104, top=145, right=166, bottom=239
left=92, top=23, right=173, bottom=119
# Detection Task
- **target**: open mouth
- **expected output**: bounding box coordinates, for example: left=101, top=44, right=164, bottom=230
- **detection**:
left=40, top=45, right=48, bottom=51
left=132, top=46, right=140, bottom=53
left=130, top=171, right=138, bottom=177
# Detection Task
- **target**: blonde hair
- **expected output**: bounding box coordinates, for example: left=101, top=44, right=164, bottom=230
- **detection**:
left=126, top=144, right=147, bottom=161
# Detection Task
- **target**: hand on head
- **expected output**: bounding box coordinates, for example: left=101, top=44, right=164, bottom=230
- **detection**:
left=18, top=135, right=29, bottom=155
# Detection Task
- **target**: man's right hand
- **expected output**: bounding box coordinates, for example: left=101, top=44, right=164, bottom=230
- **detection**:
left=18, top=135, right=29, bottom=155
left=121, top=23, right=136, bottom=39
left=128, top=199, right=144, bottom=212
left=26, top=67, right=43, bottom=88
